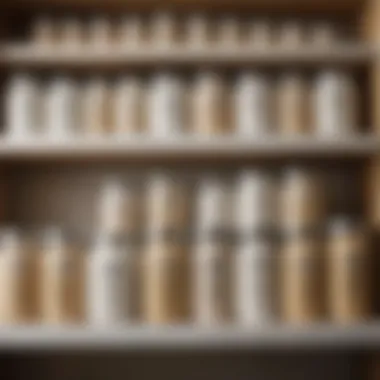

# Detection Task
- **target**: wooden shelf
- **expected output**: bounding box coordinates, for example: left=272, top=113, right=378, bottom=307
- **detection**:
left=0, top=323, right=379, bottom=351
left=0, top=44, right=373, bottom=70
left=0, top=136, right=377, bottom=162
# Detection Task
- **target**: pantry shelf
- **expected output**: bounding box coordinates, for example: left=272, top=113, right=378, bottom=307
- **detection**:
left=0, top=136, right=377, bottom=161
left=0, top=324, right=380, bottom=350
left=0, top=44, right=373, bottom=70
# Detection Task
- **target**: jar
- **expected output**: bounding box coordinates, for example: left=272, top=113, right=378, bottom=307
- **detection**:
left=98, top=178, right=141, bottom=236
left=312, top=70, right=357, bottom=137
left=44, top=77, right=78, bottom=139
left=146, top=173, right=191, bottom=236
left=217, top=16, right=241, bottom=47
left=80, top=78, right=111, bottom=136
left=327, top=219, right=371, bottom=323
left=235, top=170, right=277, bottom=233
left=278, top=21, right=304, bottom=48
left=234, top=72, right=273, bottom=136
left=0, top=229, right=32, bottom=324
left=234, top=238, right=277, bottom=325
left=142, top=239, right=189, bottom=324
left=147, top=73, right=185, bottom=138
left=150, top=13, right=177, bottom=48
left=111, top=77, right=144, bottom=135
left=192, top=239, right=231, bottom=325
left=280, top=232, right=324, bottom=323
left=86, top=235, right=136, bottom=325
left=88, top=17, right=114, bottom=49
left=196, top=176, right=233, bottom=238
left=276, top=73, right=309, bottom=135
left=60, top=19, right=83, bottom=49
left=247, top=19, right=272, bottom=48
left=5, top=75, right=41, bottom=140
left=118, top=15, right=145, bottom=48
left=309, top=22, right=337, bottom=46
left=280, top=168, right=325, bottom=233
left=39, top=228, right=83, bottom=324
left=32, top=17, right=57, bottom=47
left=190, top=71, right=226, bottom=135
left=186, top=14, right=211, bottom=48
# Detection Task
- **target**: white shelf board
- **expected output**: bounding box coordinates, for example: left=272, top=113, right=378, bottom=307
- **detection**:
left=0, top=44, right=374, bottom=69
left=0, top=136, right=377, bottom=161
left=0, top=323, right=380, bottom=350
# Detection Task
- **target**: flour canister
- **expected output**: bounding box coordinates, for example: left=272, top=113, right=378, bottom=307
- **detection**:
left=327, top=219, right=371, bottom=323
left=191, top=71, right=226, bottom=135
left=235, top=72, right=273, bottom=136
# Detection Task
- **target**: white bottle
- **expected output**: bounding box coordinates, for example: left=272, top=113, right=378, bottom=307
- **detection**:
left=86, top=235, right=128, bottom=325
left=88, top=17, right=113, bottom=50
left=44, top=77, right=78, bottom=140
left=98, top=178, right=141, bottom=236
left=235, top=170, right=277, bottom=233
left=6, top=75, right=41, bottom=140
left=196, top=176, right=232, bottom=237
left=112, top=77, right=143, bottom=135
left=234, top=72, right=273, bottom=136
left=150, top=13, right=177, bottom=48
left=217, top=16, right=241, bottom=47
left=278, top=21, right=304, bottom=48
left=186, top=14, right=210, bottom=48
left=119, top=16, right=144, bottom=48
left=60, top=19, right=83, bottom=50
left=313, top=70, right=357, bottom=137
left=147, top=73, right=184, bottom=138
left=234, top=239, right=277, bottom=325
left=192, top=239, right=231, bottom=325
left=247, top=19, right=272, bottom=48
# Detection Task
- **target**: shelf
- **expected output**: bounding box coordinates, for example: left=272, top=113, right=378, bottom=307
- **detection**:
left=0, top=44, right=374, bottom=70
left=0, top=323, right=379, bottom=351
left=0, top=136, right=377, bottom=162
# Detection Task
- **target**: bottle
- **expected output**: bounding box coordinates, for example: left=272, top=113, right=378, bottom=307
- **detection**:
left=44, top=77, right=79, bottom=140
left=147, top=73, right=185, bottom=138
left=150, top=13, right=177, bottom=48
left=309, top=22, right=337, bottom=46
left=280, top=231, right=324, bottom=323
left=32, top=16, right=57, bottom=48
left=40, top=228, right=83, bottom=324
left=5, top=75, right=41, bottom=140
left=276, top=73, right=309, bottom=135
left=88, top=17, right=114, bottom=50
left=247, top=19, right=272, bottom=48
left=327, top=219, right=371, bottom=323
left=142, top=238, right=189, bottom=324
left=98, top=178, right=141, bottom=236
left=186, top=14, right=211, bottom=48
left=312, top=70, right=357, bottom=137
left=80, top=78, right=111, bottom=136
left=86, top=235, right=129, bottom=325
left=111, top=77, right=144, bottom=135
left=60, top=19, right=83, bottom=50
left=235, top=170, right=277, bottom=233
left=118, top=15, right=145, bottom=48
left=217, top=16, right=241, bottom=47
left=192, top=238, right=231, bottom=325
left=190, top=71, right=226, bottom=135
left=234, top=238, right=277, bottom=325
left=234, top=72, right=273, bottom=136
left=278, top=20, right=304, bottom=48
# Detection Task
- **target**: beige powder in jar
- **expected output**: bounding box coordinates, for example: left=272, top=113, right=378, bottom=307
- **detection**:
left=246, top=19, right=273, bottom=48
left=186, top=14, right=213, bottom=48
left=280, top=232, right=324, bottom=323
left=32, top=17, right=58, bottom=48
left=217, top=16, right=241, bottom=47
left=277, top=20, right=304, bottom=48
left=327, top=219, right=371, bottom=323
left=190, top=71, right=226, bottom=135
left=276, top=73, right=309, bottom=135
left=309, top=22, right=338, bottom=46
left=142, top=239, right=189, bottom=324
left=60, top=19, right=84, bottom=49
left=88, top=17, right=114, bottom=50
left=118, top=15, right=145, bottom=48
left=150, top=12, right=178, bottom=48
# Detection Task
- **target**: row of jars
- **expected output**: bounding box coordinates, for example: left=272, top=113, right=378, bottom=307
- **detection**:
left=0, top=219, right=371, bottom=326
left=31, top=14, right=346, bottom=50
left=6, top=71, right=358, bottom=140
left=97, top=168, right=329, bottom=237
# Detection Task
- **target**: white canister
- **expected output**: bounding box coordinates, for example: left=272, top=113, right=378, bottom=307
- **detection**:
left=186, top=14, right=211, bottom=48
left=146, top=173, right=190, bottom=235
left=278, top=21, right=304, bottom=48
left=234, top=72, right=273, bottom=136
left=191, top=71, right=226, bottom=135
left=86, top=235, right=129, bottom=325
left=80, top=78, right=110, bottom=136
left=98, top=178, right=141, bottom=236
left=192, top=239, right=231, bottom=325
left=60, top=19, right=83, bottom=49
left=247, top=19, right=272, bottom=48
left=234, top=239, right=277, bottom=325
left=88, top=17, right=113, bottom=49
left=147, top=73, right=184, bottom=137
left=32, top=17, right=57, bottom=47
left=44, top=77, right=78, bottom=139
left=217, top=16, right=241, bottom=47
left=112, top=77, right=143, bottom=135
left=312, top=70, right=357, bottom=137
left=235, top=170, right=277, bottom=233
left=118, top=16, right=145, bottom=48
left=196, top=176, right=232, bottom=236
left=5, top=75, right=41, bottom=140
left=150, top=13, right=177, bottom=48
left=276, top=73, right=309, bottom=135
